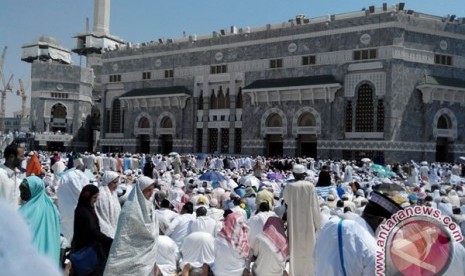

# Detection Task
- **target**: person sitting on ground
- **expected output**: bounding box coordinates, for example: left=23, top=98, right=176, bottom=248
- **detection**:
left=212, top=210, right=251, bottom=276
left=251, top=216, right=289, bottom=276
left=190, top=206, right=219, bottom=237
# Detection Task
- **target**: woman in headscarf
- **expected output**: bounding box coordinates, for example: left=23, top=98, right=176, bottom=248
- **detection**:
left=71, top=184, right=113, bottom=275
left=95, top=171, right=121, bottom=239
left=104, top=176, right=159, bottom=276
left=19, top=176, right=61, bottom=267
left=26, top=151, right=42, bottom=176
left=212, top=211, right=250, bottom=276
left=251, top=216, right=289, bottom=276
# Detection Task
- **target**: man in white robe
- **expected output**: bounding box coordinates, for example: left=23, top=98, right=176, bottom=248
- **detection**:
left=155, top=199, right=179, bottom=234
left=165, top=202, right=196, bottom=247
left=56, top=162, right=89, bottom=241
left=95, top=171, right=121, bottom=238
left=190, top=206, right=219, bottom=236
left=0, top=143, right=25, bottom=208
left=180, top=232, right=215, bottom=274
left=283, top=164, right=321, bottom=276
left=155, top=235, right=180, bottom=276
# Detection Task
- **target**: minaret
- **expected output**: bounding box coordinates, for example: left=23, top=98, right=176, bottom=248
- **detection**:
left=72, top=0, right=124, bottom=151
left=72, top=0, right=124, bottom=63
left=93, top=0, right=110, bottom=35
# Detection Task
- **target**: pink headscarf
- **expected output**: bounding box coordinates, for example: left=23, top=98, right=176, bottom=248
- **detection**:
left=218, top=212, right=250, bottom=257
left=259, top=216, right=289, bottom=262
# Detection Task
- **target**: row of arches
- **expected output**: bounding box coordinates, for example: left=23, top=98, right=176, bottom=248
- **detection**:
left=198, top=87, right=243, bottom=109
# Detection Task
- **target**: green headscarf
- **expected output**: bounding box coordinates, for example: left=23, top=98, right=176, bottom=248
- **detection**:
left=19, top=176, right=61, bottom=267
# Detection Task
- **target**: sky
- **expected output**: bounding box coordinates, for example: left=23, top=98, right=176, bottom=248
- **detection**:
left=1, top=0, right=463, bottom=116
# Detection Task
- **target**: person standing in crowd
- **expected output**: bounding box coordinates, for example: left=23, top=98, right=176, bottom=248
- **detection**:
left=19, top=176, right=61, bottom=267
left=26, top=151, right=41, bottom=176
left=104, top=176, right=159, bottom=275
left=56, top=158, right=89, bottom=242
left=316, top=165, right=331, bottom=186
left=71, top=184, right=113, bottom=275
left=0, top=142, right=25, bottom=208
left=95, top=171, right=121, bottom=239
left=284, top=164, right=321, bottom=276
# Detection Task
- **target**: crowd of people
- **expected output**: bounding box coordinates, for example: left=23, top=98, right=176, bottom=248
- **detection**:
left=1, top=143, right=465, bottom=275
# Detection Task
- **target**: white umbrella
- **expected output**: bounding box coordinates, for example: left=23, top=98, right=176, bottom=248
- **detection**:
left=361, top=158, right=371, bottom=163
left=459, top=156, right=465, bottom=161
left=420, top=161, right=428, bottom=166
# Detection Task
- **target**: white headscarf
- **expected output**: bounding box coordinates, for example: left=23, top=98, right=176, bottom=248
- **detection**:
left=51, top=161, right=66, bottom=175
left=101, top=171, right=119, bottom=187
left=96, top=171, right=122, bottom=238
left=104, top=177, right=158, bottom=275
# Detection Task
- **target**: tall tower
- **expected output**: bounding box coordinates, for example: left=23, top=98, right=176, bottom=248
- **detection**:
left=93, top=0, right=111, bottom=35
left=73, top=0, right=124, bottom=151
left=73, top=0, right=123, bottom=67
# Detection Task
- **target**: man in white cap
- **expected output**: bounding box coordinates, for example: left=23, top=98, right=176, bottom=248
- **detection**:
left=284, top=164, right=321, bottom=276
left=95, top=171, right=121, bottom=238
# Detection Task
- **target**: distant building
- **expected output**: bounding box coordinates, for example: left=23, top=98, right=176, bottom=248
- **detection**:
left=24, top=2, right=465, bottom=162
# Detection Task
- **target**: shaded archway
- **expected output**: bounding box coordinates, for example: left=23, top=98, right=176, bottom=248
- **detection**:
left=137, top=135, right=150, bottom=153
left=265, top=113, right=283, bottom=157
left=297, top=112, right=317, bottom=158
left=50, top=103, right=67, bottom=132
left=159, top=116, right=173, bottom=154
left=436, top=114, right=452, bottom=162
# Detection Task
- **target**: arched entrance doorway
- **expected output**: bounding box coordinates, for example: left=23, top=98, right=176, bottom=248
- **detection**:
left=265, top=113, right=283, bottom=157
left=136, top=117, right=151, bottom=153
left=296, top=112, right=317, bottom=158
left=158, top=116, right=173, bottom=154
left=436, top=114, right=452, bottom=162
left=51, top=103, right=67, bottom=132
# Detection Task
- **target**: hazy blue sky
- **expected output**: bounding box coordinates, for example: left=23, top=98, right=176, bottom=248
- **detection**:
left=1, top=0, right=463, bottom=116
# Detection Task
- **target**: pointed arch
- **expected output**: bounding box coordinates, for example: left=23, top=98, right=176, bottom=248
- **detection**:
left=260, top=108, right=287, bottom=138
left=156, top=111, right=176, bottom=136
left=292, top=106, right=321, bottom=137
left=433, top=108, right=457, bottom=139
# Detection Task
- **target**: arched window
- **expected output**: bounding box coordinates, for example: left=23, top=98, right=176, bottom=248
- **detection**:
left=160, top=117, right=173, bottom=128
left=51, top=103, right=67, bottom=118
left=217, top=87, right=225, bottom=109
left=266, top=113, right=282, bottom=127
left=355, top=84, right=374, bottom=132
left=138, top=117, right=150, bottom=128
left=345, top=100, right=353, bottom=132
left=437, top=114, right=452, bottom=129
left=298, top=112, right=316, bottom=126
left=210, top=89, right=217, bottom=109
left=111, top=98, right=121, bottom=132
left=236, top=88, right=243, bottom=108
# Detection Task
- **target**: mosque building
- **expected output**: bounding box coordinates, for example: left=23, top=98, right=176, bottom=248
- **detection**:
left=23, top=1, right=465, bottom=163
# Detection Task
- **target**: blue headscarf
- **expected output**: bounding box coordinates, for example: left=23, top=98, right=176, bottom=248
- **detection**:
left=19, top=176, right=61, bottom=267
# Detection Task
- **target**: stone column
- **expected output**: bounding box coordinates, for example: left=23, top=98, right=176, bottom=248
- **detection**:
left=228, top=81, right=237, bottom=154
left=202, top=83, right=209, bottom=153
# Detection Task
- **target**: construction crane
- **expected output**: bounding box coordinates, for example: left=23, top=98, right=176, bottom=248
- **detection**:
left=0, top=46, right=14, bottom=132
left=17, top=79, right=28, bottom=118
